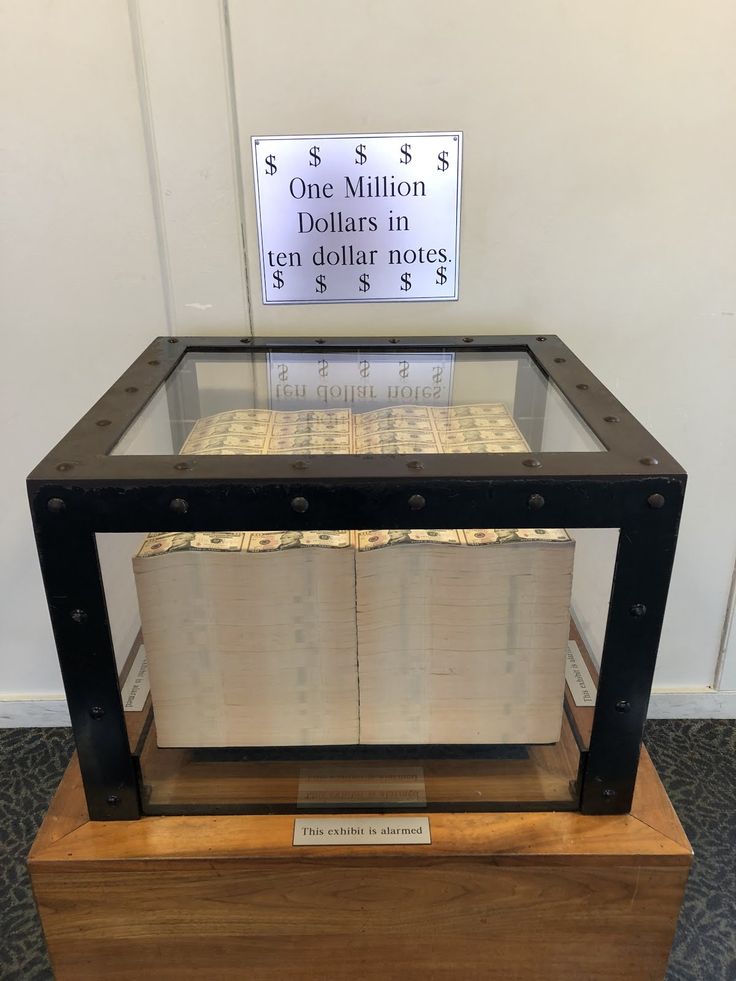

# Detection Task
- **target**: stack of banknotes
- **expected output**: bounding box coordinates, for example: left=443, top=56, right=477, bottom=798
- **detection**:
left=132, top=404, right=573, bottom=748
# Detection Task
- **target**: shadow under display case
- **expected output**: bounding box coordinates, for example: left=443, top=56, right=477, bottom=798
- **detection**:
left=28, top=335, right=686, bottom=820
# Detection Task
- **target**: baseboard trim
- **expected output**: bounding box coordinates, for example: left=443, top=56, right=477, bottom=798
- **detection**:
left=647, top=689, right=736, bottom=719
left=0, top=698, right=70, bottom=727
left=2, top=689, right=736, bottom=728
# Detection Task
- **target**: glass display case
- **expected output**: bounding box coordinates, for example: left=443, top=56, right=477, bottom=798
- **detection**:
left=28, top=335, right=686, bottom=820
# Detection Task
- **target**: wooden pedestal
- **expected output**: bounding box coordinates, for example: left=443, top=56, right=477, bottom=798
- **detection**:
left=29, top=747, right=690, bottom=981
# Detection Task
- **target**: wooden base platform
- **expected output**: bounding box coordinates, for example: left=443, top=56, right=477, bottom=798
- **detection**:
left=29, top=747, right=690, bottom=980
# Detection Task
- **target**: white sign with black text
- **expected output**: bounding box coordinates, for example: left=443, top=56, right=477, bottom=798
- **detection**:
left=252, top=132, right=462, bottom=304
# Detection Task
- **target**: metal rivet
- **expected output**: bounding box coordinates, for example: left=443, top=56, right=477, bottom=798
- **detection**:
left=292, top=460, right=310, bottom=471
left=604, top=415, right=620, bottom=423
left=106, top=795, right=121, bottom=807
left=70, top=609, right=88, bottom=624
left=148, top=359, right=160, bottom=366
left=640, top=457, right=659, bottom=466
left=630, top=603, right=647, bottom=618
left=408, top=494, right=426, bottom=511
left=240, top=337, right=252, bottom=344
left=89, top=706, right=105, bottom=720
left=528, top=493, right=545, bottom=510
left=174, top=462, right=191, bottom=471
left=125, top=386, right=139, bottom=394
left=615, top=700, right=631, bottom=713
left=314, top=338, right=325, bottom=344
left=536, top=336, right=547, bottom=342
left=388, top=338, right=400, bottom=344
left=56, top=462, right=74, bottom=472
left=523, top=458, right=542, bottom=468
left=168, top=337, right=179, bottom=344
left=576, top=383, right=589, bottom=391
left=407, top=460, right=424, bottom=471
left=554, top=357, right=566, bottom=363
left=648, top=493, right=665, bottom=509
left=463, top=337, right=474, bottom=343
left=96, top=419, right=112, bottom=427
left=170, top=498, right=189, bottom=514
left=291, top=496, right=309, bottom=513
left=602, top=788, right=616, bottom=799
left=47, top=498, right=66, bottom=513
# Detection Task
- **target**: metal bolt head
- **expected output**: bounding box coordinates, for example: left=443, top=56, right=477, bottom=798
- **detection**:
left=56, top=462, right=74, bottom=472
left=576, top=383, right=589, bottom=391
left=170, top=498, right=189, bottom=514
left=407, top=460, right=424, bottom=471
left=462, top=337, right=474, bottom=343
left=528, top=493, right=545, bottom=510
left=168, top=337, right=179, bottom=344
left=89, top=705, right=105, bottom=720
left=96, top=419, right=112, bottom=427
left=536, top=336, right=547, bottom=342
left=640, top=457, right=659, bottom=466
left=240, top=337, right=252, bottom=344
left=630, top=603, right=647, bottom=618
left=408, top=493, right=426, bottom=511
left=174, top=462, right=191, bottom=471
left=47, top=497, right=66, bottom=513
left=523, top=458, right=542, bottom=469
left=602, top=788, right=617, bottom=799
left=125, top=386, right=138, bottom=394
left=388, top=337, right=400, bottom=344
left=554, top=357, right=566, bottom=363
left=106, top=795, right=121, bottom=807
left=604, top=415, right=620, bottom=424
left=291, top=496, right=309, bottom=513
left=292, top=460, right=310, bottom=471
left=647, top=493, right=665, bottom=509
left=70, top=609, right=88, bottom=624
left=615, top=700, right=631, bottom=713
left=148, top=359, right=160, bottom=366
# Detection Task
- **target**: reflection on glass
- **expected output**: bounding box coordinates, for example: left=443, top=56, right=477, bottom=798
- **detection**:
left=111, top=350, right=605, bottom=455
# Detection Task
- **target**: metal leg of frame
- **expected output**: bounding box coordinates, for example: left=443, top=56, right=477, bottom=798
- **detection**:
left=33, top=517, right=140, bottom=820
left=581, top=512, right=681, bottom=814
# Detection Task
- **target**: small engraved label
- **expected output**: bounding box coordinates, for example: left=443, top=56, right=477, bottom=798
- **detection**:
left=120, top=645, right=150, bottom=712
left=565, top=640, right=598, bottom=707
left=293, top=817, right=431, bottom=846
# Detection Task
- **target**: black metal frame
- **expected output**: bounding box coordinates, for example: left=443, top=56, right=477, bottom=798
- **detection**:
left=27, top=334, right=686, bottom=820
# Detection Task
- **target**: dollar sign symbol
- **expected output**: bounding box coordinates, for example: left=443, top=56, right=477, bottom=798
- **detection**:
left=399, top=143, right=412, bottom=164
left=358, top=273, right=370, bottom=293
left=355, top=143, right=367, bottom=165
left=265, top=154, right=277, bottom=176
left=437, top=150, right=449, bottom=172
left=315, top=274, right=327, bottom=294
left=318, top=358, right=328, bottom=377
left=309, top=145, right=321, bottom=167
left=400, top=272, right=412, bottom=292
left=435, top=266, right=447, bottom=285
left=277, top=363, right=288, bottom=381
left=272, top=270, right=284, bottom=289
left=432, top=366, right=443, bottom=383
left=359, top=359, right=370, bottom=378
left=399, top=360, right=410, bottom=378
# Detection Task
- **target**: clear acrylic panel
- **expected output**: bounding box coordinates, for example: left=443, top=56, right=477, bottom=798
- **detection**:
left=110, top=349, right=604, bottom=456
left=96, top=525, right=618, bottom=815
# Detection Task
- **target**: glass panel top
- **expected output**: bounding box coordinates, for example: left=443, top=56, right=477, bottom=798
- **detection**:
left=111, top=349, right=604, bottom=455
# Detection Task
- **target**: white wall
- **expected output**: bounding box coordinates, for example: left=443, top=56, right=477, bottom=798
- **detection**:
left=0, top=0, right=166, bottom=706
left=1, top=0, right=735, bottom=720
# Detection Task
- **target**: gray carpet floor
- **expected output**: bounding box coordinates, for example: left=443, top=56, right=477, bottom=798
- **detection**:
left=1, top=721, right=734, bottom=980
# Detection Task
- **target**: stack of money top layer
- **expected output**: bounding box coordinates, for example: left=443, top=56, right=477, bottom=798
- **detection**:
left=133, top=404, right=573, bottom=748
